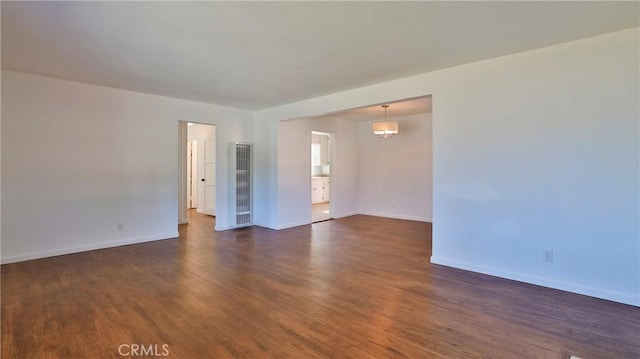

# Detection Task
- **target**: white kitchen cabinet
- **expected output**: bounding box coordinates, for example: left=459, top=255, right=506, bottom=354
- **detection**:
left=312, top=177, right=330, bottom=204
left=322, top=178, right=330, bottom=202
left=312, top=178, right=322, bottom=204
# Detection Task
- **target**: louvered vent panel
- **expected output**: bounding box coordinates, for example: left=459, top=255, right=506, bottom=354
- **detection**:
left=230, top=143, right=252, bottom=227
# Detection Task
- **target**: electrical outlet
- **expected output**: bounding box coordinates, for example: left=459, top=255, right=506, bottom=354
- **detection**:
left=117, top=223, right=124, bottom=231
left=543, top=249, right=553, bottom=263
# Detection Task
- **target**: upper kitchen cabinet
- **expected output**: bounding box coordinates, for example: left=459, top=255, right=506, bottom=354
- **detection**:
left=312, top=133, right=330, bottom=166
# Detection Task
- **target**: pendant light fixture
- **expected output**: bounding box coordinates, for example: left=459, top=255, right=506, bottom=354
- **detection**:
left=372, top=105, right=399, bottom=139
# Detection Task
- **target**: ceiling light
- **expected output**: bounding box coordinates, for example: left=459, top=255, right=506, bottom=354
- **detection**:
left=372, top=105, right=398, bottom=139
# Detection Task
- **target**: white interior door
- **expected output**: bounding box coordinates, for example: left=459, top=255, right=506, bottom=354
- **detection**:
left=198, top=136, right=216, bottom=216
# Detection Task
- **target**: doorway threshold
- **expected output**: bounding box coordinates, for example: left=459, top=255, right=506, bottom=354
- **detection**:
left=312, top=218, right=334, bottom=224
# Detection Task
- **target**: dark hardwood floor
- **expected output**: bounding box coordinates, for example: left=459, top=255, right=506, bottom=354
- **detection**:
left=2, top=211, right=639, bottom=358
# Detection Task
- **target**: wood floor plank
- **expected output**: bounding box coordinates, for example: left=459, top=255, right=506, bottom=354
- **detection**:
left=2, top=212, right=639, bottom=358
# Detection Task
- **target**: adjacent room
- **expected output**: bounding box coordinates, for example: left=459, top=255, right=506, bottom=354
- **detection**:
left=310, top=131, right=332, bottom=223
left=299, top=97, right=433, bottom=225
left=185, top=122, right=217, bottom=221
left=1, top=2, right=638, bottom=358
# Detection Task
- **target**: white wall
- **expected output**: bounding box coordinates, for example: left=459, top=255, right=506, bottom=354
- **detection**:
left=254, top=28, right=639, bottom=306
left=2, top=28, right=636, bottom=305
left=430, top=29, right=639, bottom=306
left=276, top=119, right=312, bottom=228
left=275, top=117, right=359, bottom=229
left=1, top=70, right=252, bottom=263
left=331, top=118, right=360, bottom=219
left=252, top=116, right=276, bottom=228
left=306, top=117, right=360, bottom=219
left=358, top=113, right=432, bottom=222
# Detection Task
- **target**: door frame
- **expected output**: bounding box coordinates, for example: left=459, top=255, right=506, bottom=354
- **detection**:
left=310, top=131, right=334, bottom=222
left=178, top=121, right=217, bottom=225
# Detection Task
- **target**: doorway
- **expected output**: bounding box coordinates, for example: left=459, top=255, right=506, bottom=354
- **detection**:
left=180, top=122, right=217, bottom=225
left=311, top=131, right=332, bottom=222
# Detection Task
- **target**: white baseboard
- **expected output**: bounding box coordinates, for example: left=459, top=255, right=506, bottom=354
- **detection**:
left=1, top=232, right=179, bottom=264
left=270, top=220, right=312, bottom=230
left=358, top=211, right=432, bottom=223
left=214, top=224, right=234, bottom=231
left=258, top=211, right=431, bottom=231
left=430, top=256, right=639, bottom=307
left=332, top=211, right=359, bottom=219
left=229, top=220, right=318, bottom=231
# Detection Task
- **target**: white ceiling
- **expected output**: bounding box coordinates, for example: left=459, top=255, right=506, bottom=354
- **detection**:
left=2, top=2, right=638, bottom=110
left=317, top=96, right=432, bottom=122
